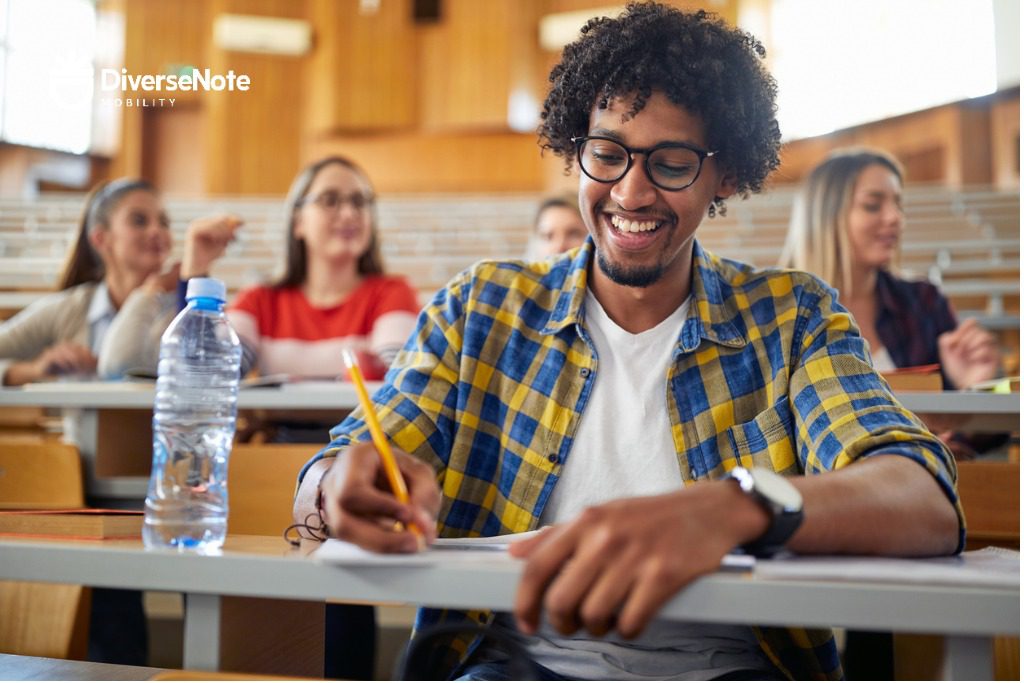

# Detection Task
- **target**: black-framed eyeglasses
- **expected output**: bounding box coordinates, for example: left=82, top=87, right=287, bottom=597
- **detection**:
left=298, top=190, right=375, bottom=213
left=572, top=135, right=717, bottom=191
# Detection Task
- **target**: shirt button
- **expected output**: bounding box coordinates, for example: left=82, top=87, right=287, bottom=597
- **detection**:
left=548, top=453, right=559, bottom=463
left=579, top=368, right=590, bottom=378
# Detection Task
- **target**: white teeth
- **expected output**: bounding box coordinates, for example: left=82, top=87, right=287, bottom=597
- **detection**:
left=611, top=215, right=659, bottom=233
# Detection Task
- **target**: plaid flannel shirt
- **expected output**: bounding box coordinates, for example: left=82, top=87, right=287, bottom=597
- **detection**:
left=303, top=238, right=965, bottom=680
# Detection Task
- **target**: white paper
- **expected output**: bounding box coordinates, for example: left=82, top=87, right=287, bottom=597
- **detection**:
left=314, top=530, right=756, bottom=571
left=754, top=546, right=1019, bottom=588
left=314, top=538, right=522, bottom=566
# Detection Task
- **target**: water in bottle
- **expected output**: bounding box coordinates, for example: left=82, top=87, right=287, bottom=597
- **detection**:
left=144, top=278, right=242, bottom=552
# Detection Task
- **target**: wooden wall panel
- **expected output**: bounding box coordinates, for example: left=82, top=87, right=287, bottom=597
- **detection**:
left=204, top=0, right=306, bottom=195
left=953, top=102, right=994, bottom=186
left=141, top=104, right=206, bottom=196
left=306, top=0, right=416, bottom=133
left=544, top=0, right=738, bottom=24
left=110, top=0, right=209, bottom=182
left=419, top=0, right=543, bottom=131
left=990, top=90, right=1020, bottom=190
left=129, top=0, right=208, bottom=81
left=775, top=92, right=1016, bottom=187
left=306, top=131, right=548, bottom=193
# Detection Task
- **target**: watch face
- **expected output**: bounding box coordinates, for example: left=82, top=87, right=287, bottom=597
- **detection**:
left=750, top=468, right=803, bottom=511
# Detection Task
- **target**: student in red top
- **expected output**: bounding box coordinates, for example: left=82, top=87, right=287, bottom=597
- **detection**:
left=228, top=155, right=420, bottom=382
left=227, top=156, right=418, bottom=680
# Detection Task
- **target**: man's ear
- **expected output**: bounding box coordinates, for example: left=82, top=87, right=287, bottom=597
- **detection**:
left=715, top=172, right=739, bottom=201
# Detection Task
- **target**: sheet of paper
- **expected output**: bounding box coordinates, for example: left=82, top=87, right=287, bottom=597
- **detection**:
left=429, top=529, right=542, bottom=551
left=754, top=546, right=1019, bottom=588
left=313, top=531, right=755, bottom=570
left=314, top=538, right=520, bottom=566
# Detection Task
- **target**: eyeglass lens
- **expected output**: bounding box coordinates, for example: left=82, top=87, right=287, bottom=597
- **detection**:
left=309, top=190, right=372, bottom=211
left=578, top=138, right=705, bottom=190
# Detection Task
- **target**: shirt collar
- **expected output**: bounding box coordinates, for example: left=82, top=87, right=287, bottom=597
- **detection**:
left=541, top=238, right=746, bottom=351
left=86, top=281, right=117, bottom=325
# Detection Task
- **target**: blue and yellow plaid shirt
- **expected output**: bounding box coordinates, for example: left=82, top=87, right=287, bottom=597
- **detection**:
left=305, top=238, right=964, bottom=680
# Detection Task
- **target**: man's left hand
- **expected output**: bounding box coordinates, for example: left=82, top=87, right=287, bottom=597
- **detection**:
left=510, top=482, right=767, bottom=639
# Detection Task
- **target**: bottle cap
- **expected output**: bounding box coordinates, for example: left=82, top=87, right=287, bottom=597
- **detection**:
left=185, top=277, right=227, bottom=302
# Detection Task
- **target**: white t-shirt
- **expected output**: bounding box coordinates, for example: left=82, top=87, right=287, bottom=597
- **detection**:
left=539, top=289, right=686, bottom=525
left=488, top=289, right=774, bottom=680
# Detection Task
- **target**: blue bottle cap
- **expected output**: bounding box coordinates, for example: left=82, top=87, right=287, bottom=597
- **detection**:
left=185, top=277, right=227, bottom=302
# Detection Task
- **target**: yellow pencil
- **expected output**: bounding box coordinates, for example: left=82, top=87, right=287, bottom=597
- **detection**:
left=341, top=349, right=422, bottom=539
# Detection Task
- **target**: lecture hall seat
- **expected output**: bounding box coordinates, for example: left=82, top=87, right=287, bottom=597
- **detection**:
left=0, top=441, right=91, bottom=660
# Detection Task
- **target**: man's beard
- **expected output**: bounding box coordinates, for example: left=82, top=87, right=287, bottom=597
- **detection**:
left=595, top=248, right=665, bottom=288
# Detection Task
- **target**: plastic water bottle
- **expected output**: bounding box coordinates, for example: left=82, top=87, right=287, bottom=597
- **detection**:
left=144, top=278, right=241, bottom=552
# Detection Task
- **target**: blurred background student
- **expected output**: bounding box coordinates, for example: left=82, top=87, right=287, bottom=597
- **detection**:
left=201, top=154, right=420, bottom=678
left=229, top=155, right=419, bottom=680
left=0, top=177, right=237, bottom=665
left=780, top=148, right=1001, bottom=403
left=780, top=146, right=1007, bottom=680
left=529, top=192, right=588, bottom=258
left=0, top=178, right=174, bottom=388
left=227, top=155, right=420, bottom=386
left=115, top=155, right=420, bottom=393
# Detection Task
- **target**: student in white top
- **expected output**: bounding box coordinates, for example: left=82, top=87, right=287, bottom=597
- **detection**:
left=0, top=178, right=240, bottom=386
left=0, top=178, right=239, bottom=665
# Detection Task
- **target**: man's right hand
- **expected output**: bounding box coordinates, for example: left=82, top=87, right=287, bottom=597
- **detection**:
left=318, top=442, right=441, bottom=553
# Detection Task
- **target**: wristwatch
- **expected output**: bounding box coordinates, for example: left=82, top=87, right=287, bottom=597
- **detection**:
left=723, top=466, right=804, bottom=558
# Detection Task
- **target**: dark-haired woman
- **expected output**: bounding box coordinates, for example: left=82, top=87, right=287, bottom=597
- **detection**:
left=0, top=178, right=240, bottom=386
left=227, top=155, right=419, bottom=383
left=161, top=156, right=416, bottom=679
left=110, top=156, right=420, bottom=385
left=228, top=157, right=419, bottom=680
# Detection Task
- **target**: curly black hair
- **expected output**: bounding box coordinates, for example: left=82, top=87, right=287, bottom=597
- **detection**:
left=539, top=2, right=781, bottom=216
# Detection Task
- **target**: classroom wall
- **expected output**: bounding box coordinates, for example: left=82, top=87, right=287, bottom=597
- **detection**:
left=0, top=1, right=1018, bottom=196
left=775, top=88, right=1020, bottom=188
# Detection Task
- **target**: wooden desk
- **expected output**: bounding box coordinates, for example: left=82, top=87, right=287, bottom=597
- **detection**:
left=0, top=382, right=373, bottom=499
left=896, top=391, right=1020, bottom=433
left=0, top=385, right=1017, bottom=497
left=0, top=535, right=1016, bottom=680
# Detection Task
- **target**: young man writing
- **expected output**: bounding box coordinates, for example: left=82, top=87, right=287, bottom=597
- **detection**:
left=295, top=4, right=962, bottom=679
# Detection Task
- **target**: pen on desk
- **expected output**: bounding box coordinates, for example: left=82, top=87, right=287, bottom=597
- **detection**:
left=341, top=348, right=424, bottom=542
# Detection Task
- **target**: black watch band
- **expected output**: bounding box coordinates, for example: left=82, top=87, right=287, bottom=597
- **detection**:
left=723, top=466, right=804, bottom=558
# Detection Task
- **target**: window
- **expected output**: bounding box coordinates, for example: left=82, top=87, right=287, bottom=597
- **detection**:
left=764, top=0, right=999, bottom=140
left=0, top=0, right=96, bottom=154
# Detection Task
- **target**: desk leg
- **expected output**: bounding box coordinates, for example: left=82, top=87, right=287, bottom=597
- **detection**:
left=183, top=593, right=221, bottom=671
left=941, top=636, right=992, bottom=680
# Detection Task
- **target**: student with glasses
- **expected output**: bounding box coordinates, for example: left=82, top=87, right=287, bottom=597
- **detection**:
left=207, top=155, right=418, bottom=680
left=226, top=155, right=420, bottom=388
left=113, top=155, right=420, bottom=389
left=297, top=4, right=962, bottom=680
